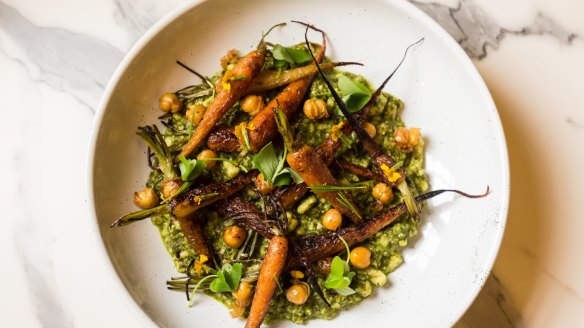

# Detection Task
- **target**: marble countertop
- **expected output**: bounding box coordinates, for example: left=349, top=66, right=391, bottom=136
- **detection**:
left=1, top=0, right=582, bottom=327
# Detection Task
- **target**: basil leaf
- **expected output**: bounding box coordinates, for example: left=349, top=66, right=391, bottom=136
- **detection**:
left=337, top=76, right=372, bottom=113
left=252, top=142, right=279, bottom=182
left=271, top=45, right=311, bottom=65
left=179, top=155, right=207, bottom=181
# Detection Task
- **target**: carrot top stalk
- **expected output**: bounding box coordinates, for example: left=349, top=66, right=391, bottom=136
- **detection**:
left=245, top=235, right=288, bottom=328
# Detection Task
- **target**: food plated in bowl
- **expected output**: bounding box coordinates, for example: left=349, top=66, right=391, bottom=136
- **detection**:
left=88, top=0, right=509, bottom=327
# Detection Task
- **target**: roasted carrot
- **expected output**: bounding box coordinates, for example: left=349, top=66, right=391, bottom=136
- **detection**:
left=305, top=26, right=424, bottom=216
left=179, top=24, right=284, bottom=158
left=332, top=159, right=384, bottom=181
left=245, top=61, right=359, bottom=95
left=175, top=213, right=212, bottom=259
left=208, top=24, right=327, bottom=153
left=245, top=235, right=288, bottom=328
left=273, top=103, right=363, bottom=222
left=170, top=170, right=258, bottom=218
left=287, top=188, right=489, bottom=268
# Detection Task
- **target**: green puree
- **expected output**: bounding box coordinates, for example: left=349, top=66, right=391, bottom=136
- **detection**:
left=148, top=68, right=428, bottom=323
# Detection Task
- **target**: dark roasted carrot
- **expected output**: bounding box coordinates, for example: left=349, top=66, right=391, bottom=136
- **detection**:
left=179, top=24, right=285, bottom=158
left=175, top=213, right=212, bottom=259
left=208, top=25, right=327, bottom=153
left=286, top=144, right=362, bottom=222
left=169, top=171, right=258, bottom=218
left=287, top=188, right=489, bottom=268
left=245, top=235, right=288, bottom=328
left=332, top=159, right=384, bottom=181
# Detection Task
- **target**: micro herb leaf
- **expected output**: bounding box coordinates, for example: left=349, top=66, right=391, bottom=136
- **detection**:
left=324, top=256, right=356, bottom=295
left=178, top=155, right=206, bottom=181
left=252, top=142, right=279, bottom=182
left=271, top=44, right=311, bottom=65
left=337, top=75, right=372, bottom=113
left=252, top=142, right=299, bottom=187
left=209, top=263, right=243, bottom=293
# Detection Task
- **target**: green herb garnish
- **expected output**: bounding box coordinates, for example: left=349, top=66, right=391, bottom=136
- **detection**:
left=252, top=142, right=303, bottom=186
left=228, top=76, right=247, bottom=82
left=337, top=75, right=372, bottom=113
left=178, top=155, right=206, bottom=181
left=324, top=237, right=356, bottom=296
left=271, top=44, right=311, bottom=68
left=209, top=263, right=243, bottom=292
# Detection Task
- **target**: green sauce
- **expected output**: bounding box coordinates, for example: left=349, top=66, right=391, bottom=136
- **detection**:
left=148, top=67, right=428, bottom=323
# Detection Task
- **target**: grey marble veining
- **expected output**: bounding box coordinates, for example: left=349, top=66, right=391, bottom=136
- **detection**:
left=410, top=0, right=578, bottom=59
left=0, top=1, right=123, bottom=111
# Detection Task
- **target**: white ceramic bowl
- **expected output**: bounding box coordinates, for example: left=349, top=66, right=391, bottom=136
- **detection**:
left=87, top=0, right=509, bottom=327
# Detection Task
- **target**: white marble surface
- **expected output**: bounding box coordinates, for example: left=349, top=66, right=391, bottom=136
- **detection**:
left=0, top=0, right=582, bottom=327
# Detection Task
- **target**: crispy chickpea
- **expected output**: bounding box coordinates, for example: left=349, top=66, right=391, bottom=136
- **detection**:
left=317, top=257, right=333, bottom=275
left=197, top=149, right=218, bottom=169
left=224, top=226, right=247, bottom=249
left=286, top=284, right=309, bottom=305
left=159, top=93, right=182, bottom=113
left=221, top=49, right=239, bottom=69
left=133, top=187, right=159, bottom=209
left=231, top=281, right=253, bottom=318
left=160, top=179, right=182, bottom=200
left=185, top=103, right=206, bottom=126
left=372, top=183, right=394, bottom=205
left=255, top=173, right=274, bottom=194
left=349, top=246, right=371, bottom=269
left=322, top=208, right=342, bottom=231
left=362, top=122, right=377, bottom=138
left=394, top=127, right=421, bottom=151
left=241, top=95, right=264, bottom=116
left=303, top=98, right=328, bottom=120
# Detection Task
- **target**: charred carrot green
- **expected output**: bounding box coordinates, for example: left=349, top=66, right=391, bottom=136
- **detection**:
left=179, top=23, right=285, bottom=158
left=245, top=235, right=288, bottom=328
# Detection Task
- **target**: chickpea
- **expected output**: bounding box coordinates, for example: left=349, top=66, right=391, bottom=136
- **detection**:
left=349, top=246, right=371, bottom=269
left=394, top=127, right=421, bottom=151
left=362, top=122, right=377, bottom=138
left=232, top=282, right=253, bottom=307
left=303, top=98, right=328, bottom=120
left=197, top=149, right=218, bottom=169
left=224, top=226, right=247, bottom=248
left=241, top=95, right=264, bottom=116
left=317, top=257, right=333, bottom=275
left=159, top=93, right=182, bottom=113
left=372, top=183, right=394, bottom=205
left=231, top=281, right=253, bottom=318
left=185, top=103, right=206, bottom=126
left=255, top=173, right=274, bottom=194
left=286, top=284, right=309, bottom=305
left=160, top=179, right=182, bottom=200
left=133, top=187, right=159, bottom=209
left=220, top=49, right=239, bottom=69
left=322, top=208, right=342, bottom=231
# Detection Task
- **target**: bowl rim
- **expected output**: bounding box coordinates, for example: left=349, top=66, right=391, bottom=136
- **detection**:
left=85, top=0, right=510, bottom=326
